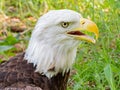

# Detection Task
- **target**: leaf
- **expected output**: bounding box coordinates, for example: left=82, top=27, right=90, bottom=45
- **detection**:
left=0, top=35, right=19, bottom=45
left=0, top=46, right=13, bottom=52
left=104, top=64, right=115, bottom=90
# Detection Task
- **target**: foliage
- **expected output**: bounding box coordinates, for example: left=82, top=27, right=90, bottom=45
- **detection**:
left=0, top=0, right=120, bottom=90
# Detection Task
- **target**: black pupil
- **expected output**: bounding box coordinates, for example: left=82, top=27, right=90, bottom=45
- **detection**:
left=64, top=23, right=67, bottom=26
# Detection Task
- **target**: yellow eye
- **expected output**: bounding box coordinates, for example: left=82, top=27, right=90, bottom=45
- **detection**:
left=61, top=22, right=69, bottom=28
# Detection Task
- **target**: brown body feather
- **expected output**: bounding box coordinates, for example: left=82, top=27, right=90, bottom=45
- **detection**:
left=0, top=53, right=70, bottom=90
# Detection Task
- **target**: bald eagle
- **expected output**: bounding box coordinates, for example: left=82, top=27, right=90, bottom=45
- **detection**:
left=0, top=9, right=99, bottom=90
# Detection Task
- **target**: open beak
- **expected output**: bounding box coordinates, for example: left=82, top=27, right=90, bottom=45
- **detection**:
left=67, top=18, right=99, bottom=43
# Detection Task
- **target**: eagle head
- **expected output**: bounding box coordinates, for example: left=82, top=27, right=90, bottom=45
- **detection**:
left=25, top=9, right=99, bottom=78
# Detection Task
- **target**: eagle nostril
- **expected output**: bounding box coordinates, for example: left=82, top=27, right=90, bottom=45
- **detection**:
left=81, top=21, right=85, bottom=25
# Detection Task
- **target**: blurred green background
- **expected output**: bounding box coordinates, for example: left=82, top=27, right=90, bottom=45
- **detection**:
left=0, top=0, right=120, bottom=90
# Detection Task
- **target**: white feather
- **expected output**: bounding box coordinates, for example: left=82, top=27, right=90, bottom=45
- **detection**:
left=24, top=9, right=82, bottom=78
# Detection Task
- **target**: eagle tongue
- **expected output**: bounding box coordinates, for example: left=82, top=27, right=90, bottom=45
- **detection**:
left=68, top=31, right=85, bottom=35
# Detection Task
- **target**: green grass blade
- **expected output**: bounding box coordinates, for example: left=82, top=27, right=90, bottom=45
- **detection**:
left=104, top=64, right=115, bottom=90
left=0, top=46, right=13, bottom=52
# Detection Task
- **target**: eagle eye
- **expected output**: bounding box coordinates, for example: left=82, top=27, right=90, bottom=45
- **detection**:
left=61, top=22, right=69, bottom=28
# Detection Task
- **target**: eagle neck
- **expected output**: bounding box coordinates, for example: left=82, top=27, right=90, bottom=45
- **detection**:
left=24, top=37, right=78, bottom=78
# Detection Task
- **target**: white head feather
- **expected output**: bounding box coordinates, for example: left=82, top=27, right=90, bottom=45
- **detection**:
left=24, top=9, right=82, bottom=78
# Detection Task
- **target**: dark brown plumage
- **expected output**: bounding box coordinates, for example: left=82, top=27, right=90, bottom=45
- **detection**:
left=0, top=53, right=69, bottom=90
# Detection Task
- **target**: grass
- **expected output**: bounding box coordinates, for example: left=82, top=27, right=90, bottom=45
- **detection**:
left=0, top=0, right=120, bottom=90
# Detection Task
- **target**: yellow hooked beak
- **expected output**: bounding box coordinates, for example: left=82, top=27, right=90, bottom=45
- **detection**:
left=67, top=18, right=99, bottom=43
